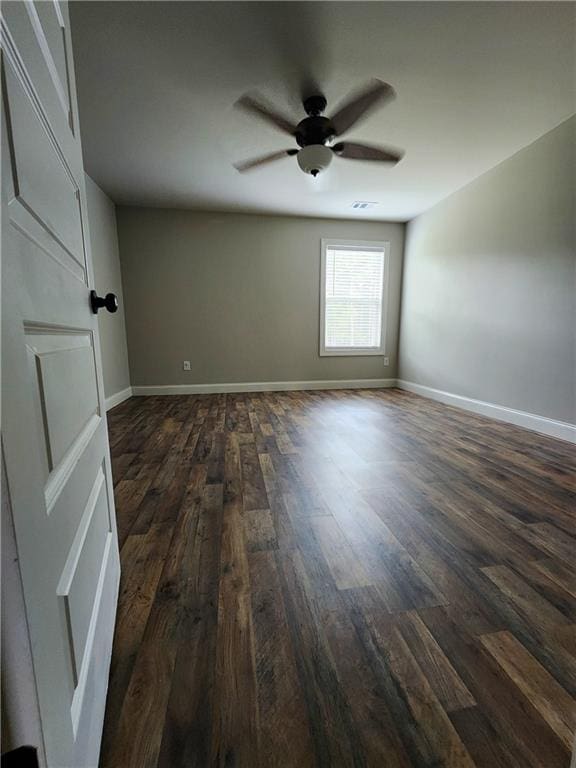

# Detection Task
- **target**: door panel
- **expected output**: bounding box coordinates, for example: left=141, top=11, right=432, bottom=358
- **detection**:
left=60, top=466, right=110, bottom=682
left=28, top=0, right=74, bottom=130
left=27, top=330, right=99, bottom=471
left=1, top=2, right=120, bottom=766
left=3, top=56, right=86, bottom=275
left=2, top=0, right=78, bottom=154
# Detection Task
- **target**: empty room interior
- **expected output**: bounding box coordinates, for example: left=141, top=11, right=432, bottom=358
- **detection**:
left=1, top=1, right=576, bottom=766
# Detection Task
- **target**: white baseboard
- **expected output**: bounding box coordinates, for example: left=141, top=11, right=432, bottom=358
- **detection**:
left=105, top=386, right=133, bottom=411
left=397, top=379, right=576, bottom=444
left=108, top=379, right=575, bottom=442
left=132, top=378, right=396, bottom=396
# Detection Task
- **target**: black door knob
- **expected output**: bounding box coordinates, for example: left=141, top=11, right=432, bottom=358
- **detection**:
left=90, top=290, right=118, bottom=314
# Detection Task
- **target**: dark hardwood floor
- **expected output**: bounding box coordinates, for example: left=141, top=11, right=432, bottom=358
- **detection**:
left=101, top=388, right=576, bottom=767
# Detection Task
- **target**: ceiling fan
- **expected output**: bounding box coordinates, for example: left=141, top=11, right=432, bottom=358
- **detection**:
left=233, top=79, right=404, bottom=177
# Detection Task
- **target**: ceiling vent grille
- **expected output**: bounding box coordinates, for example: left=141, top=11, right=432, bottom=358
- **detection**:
left=351, top=201, right=379, bottom=210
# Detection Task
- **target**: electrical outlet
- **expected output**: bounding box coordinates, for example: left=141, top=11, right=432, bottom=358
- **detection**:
left=383, top=357, right=390, bottom=366
left=183, top=360, right=191, bottom=371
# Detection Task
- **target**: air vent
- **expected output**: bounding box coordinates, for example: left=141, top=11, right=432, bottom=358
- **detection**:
left=351, top=201, right=379, bottom=210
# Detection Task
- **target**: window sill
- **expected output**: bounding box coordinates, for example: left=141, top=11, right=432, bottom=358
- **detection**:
left=319, top=348, right=385, bottom=357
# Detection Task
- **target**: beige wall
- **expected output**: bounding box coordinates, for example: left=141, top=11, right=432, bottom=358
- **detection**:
left=399, top=116, right=576, bottom=424
left=85, top=176, right=131, bottom=400
left=116, top=210, right=405, bottom=386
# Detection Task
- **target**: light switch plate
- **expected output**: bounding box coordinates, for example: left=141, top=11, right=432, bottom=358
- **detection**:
left=384, top=357, right=390, bottom=366
left=183, top=360, right=191, bottom=371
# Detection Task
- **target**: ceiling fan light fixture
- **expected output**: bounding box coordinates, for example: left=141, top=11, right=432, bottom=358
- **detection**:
left=297, top=144, right=333, bottom=177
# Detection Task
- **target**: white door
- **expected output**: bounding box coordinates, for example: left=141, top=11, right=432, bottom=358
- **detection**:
left=1, top=2, right=120, bottom=766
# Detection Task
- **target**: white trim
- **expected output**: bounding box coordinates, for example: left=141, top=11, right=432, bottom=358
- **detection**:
left=132, top=379, right=396, bottom=396
left=397, top=380, right=576, bottom=444
left=319, top=239, right=390, bottom=357
left=104, top=387, right=132, bottom=411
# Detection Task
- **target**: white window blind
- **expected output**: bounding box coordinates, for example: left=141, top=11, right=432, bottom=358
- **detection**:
left=321, top=243, right=387, bottom=354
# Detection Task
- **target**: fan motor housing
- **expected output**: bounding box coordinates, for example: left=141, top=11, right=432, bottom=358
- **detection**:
left=295, top=116, right=335, bottom=148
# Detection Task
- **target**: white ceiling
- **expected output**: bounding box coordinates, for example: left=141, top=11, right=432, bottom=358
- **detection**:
left=70, top=1, right=575, bottom=222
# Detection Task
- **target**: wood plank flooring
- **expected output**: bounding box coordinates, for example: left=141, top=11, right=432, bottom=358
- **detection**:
left=101, top=389, right=576, bottom=767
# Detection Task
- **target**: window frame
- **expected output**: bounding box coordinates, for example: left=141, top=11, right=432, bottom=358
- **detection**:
left=319, top=238, right=390, bottom=357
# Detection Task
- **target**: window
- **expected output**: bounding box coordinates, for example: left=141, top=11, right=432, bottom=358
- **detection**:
left=320, top=239, right=389, bottom=356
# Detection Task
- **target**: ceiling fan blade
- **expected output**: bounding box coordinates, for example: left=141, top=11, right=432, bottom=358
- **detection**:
left=234, top=149, right=298, bottom=172
left=235, top=94, right=297, bottom=136
left=329, top=80, right=395, bottom=136
left=332, top=142, right=403, bottom=163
